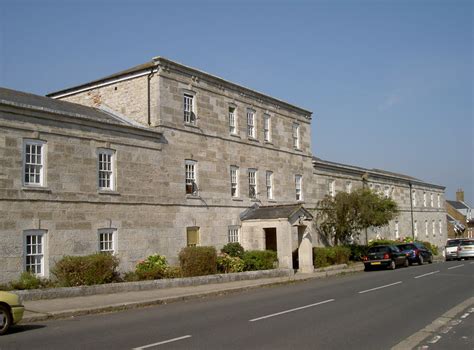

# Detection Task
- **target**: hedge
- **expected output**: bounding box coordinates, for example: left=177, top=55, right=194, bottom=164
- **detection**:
left=179, top=246, right=217, bottom=277
left=313, top=246, right=351, bottom=268
left=242, top=250, right=278, bottom=271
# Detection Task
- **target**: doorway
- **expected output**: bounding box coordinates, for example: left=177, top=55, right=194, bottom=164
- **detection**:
left=264, top=228, right=277, bottom=251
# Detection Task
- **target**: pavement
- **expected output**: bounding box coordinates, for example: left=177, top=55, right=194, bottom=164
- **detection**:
left=21, top=263, right=365, bottom=323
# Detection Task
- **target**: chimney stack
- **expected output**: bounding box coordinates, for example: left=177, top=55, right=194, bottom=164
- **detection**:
left=456, top=188, right=464, bottom=202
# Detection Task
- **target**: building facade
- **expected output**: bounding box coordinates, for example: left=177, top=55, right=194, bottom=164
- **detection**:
left=0, top=57, right=447, bottom=283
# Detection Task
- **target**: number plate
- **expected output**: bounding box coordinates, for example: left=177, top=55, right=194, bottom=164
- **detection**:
left=371, top=262, right=381, bottom=265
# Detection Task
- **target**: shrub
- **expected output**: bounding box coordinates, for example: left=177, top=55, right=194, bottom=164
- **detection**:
left=368, top=239, right=398, bottom=247
left=52, top=253, right=120, bottom=287
left=216, top=254, right=245, bottom=273
left=313, top=246, right=351, bottom=268
left=419, top=241, right=439, bottom=256
left=9, top=272, right=46, bottom=290
left=135, top=254, right=169, bottom=280
left=179, top=246, right=217, bottom=277
left=163, top=266, right=182, bottom=279
left=221, top=242, right=245, bottom=258
left=345, top=244, right=369, bottom=261
left=242, top=250, right=277, bottom=271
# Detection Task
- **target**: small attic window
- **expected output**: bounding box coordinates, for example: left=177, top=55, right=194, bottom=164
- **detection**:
left=114, top=87, right=118, bottom=91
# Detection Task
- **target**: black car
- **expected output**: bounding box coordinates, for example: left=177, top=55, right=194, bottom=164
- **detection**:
left=396, top=242, right=433, bottom=265
left=363, top=245, right=409, bottom=271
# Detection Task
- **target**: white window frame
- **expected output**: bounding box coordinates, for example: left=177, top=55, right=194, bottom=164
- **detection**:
left=247, top=109, right=256, bottom=138
left=414, top=220, right=418, bottom=238
left=438, top=220, right=442, bottom=235
left=430, top=193, right=434, bottom=207
left=97, top=148, right=116, bottom=191
left=423, top=192, right=427, bottom=207
left=263, top=114, right=271, bottom=142
left=395, top=221, right=399, bottom=239
left=24, top=230, right=46, bottom=276
left=328, top=179, right=335, bottom=197
left=183, top=93, right=196, bottom=125
left=437, top=194, right=441, bottom=208
left=295, top=174, right=303, bottom=201
left=425, top=220, right=428, bottom=237
left=185, top=160, right=198, bottom=195
left=384, top=186, right=390, bottom=198
left=292, top=123, right=300, bottom=149
left=228, top=226, right=240, bottom=243
left=345, top=181, right=352, bottom=194
left=412, top=190, right=417, bottom=207
left=266, top=171, right=273, bottom=200
left=248, top=168, right=257, bottom=199
left=432, top=220, right=436, bottom=237
left=229, top=105, right=237, bottom=135
left=230, top=166, right=239, bottom=198
left=23, top=139, right=46, bottom=187
left=98, top=228, right=116, bottom=254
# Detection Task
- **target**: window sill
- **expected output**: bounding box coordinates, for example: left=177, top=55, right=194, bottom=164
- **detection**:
left=250, top=198, right=260, bottom=202
left=294, top=148, right=302, bottom=152
left=186, top=194, right=201, bottom=200
left=184, top=123, right=199, bottom=129
left=247, top=137, right=259, bottom=143
left=231, top=197, right=244, bottom=202
left=230, top=133, right=241, bottom=139
left=22, top=186, right=51, bottom=193
left=267, top=199, right=277, bottom=203
left=264, top=141, right=273, bottom=145
left=98, top=190, right=120, bottom=196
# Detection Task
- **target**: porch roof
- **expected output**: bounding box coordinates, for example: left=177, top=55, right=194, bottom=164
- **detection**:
left=240, top=204, right=313, bottom=221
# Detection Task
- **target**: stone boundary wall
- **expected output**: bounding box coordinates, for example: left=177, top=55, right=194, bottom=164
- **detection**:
left=16, top=268, right=294, bottom=301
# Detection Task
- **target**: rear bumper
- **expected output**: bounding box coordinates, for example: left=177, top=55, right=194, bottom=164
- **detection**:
left=364, top=259, right=391, bottom=268
left=11, top=305, right=24, bottom=325
left=457, top=251, right=474, bottom=259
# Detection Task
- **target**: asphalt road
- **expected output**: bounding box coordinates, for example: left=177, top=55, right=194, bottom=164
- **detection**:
left=2, top=260, right=473, bottom=350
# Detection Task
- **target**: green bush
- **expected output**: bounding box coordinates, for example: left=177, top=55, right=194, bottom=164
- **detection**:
left=52, top=253, right=120, bottom=287
left=163, top=266, right=182, bottom=279
left=368, top=239, right=398, bottom=247
left=313, top=246, right=351, bottom=268
left=242, top=250, right=277, bottom=271
left=419, top=241, right=439, bottom=256
left=179, top=246, right=217, bottom=277
left=9, top=272, right=46, bottom=290
left=221, top=242, right=245, bottom=258
left=216, top=254, right=245, bottom=273
left=135, top=254, right=169, bottom=280
left=345, top=244, right=369, bottom=261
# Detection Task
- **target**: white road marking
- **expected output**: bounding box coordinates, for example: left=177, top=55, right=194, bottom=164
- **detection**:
left=414, top=271, right=440, bottom=279
left=448, top=264, right=464, bottom=270
left=428, top=335, right=441, bottom=344
left=460, top=313, right=470, bottom=319
left=358, top=281, right=402, bottom=294
left=132, top=335, right=192, bottom=349
left=249, top=299, right=335, bottom=322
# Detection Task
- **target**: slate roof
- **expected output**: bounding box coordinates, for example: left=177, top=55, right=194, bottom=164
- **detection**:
left=446, top=200, right=469, bottom=210
left=0, top=87, right=140, bottom=128
left=241, top=204, right=313, bottom=221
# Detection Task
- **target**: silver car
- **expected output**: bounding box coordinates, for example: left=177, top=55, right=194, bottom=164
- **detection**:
left=456, top=240, right=474, bottom=260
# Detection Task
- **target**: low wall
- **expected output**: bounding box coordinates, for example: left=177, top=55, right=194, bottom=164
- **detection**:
left=16, top=268, right=294, bottom=302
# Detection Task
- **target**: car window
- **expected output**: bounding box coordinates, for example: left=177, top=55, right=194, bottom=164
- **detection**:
left=368, top=246, right=389, bottom=253
left=398, top=244, right=414, bottom=250
left=446, top=240, right=461, bottom=247
left=391, top=246, right=401, bottom=253
left=460, top=241, right=474, bottom=246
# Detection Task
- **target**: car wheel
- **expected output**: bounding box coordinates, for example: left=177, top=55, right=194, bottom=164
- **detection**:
left=418, top=255, right=424, bottom=265
left=0, top=304, right=12, bottom=336
left=389, top=260, right=396, bottom=270
left=364, top=264, right=371, bottom=272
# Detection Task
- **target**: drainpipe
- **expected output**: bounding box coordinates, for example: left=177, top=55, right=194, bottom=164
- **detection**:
left=147, top=68, right=155, bottom=126
left=409, top=182, right=415, bottom=240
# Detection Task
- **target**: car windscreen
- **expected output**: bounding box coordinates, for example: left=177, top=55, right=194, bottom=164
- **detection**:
left=460, top=241, right=474, bottom=246
left=368, top=246, right=390, bottom=253
left=446, top=240, right=461, bottom=246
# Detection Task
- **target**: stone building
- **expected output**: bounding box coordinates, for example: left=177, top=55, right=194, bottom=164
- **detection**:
left=0, top=57, right=447, bottom=283
left=446, top=189, right=473, bottom=238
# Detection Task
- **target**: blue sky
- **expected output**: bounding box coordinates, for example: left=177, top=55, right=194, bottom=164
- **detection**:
left=1, top=0, right=472, bottom=203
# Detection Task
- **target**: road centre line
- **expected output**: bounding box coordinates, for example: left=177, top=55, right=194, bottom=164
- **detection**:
left=414, top=271, right=440, bottom=279
left=448, top=264, right=464, bottom=270
left=132, top=335, right=192, bottom=349
left=249, top=299, right=335, bottom=322
left=358, top=281, right=402, bottom=294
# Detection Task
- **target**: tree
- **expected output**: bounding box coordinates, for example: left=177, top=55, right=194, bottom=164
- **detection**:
left=315, top=188, right=399, bottom=245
